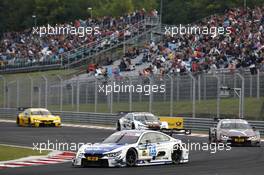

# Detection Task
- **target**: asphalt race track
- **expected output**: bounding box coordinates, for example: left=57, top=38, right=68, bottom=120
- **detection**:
left=1, top=122, right=264, bottom=175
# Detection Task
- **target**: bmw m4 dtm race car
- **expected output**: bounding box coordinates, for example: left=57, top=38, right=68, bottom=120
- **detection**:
left=116, top=112, right=191, bottom=135
left=72, top=130, right=189, bottom=167
left=209, top=119, right=261, bottom=146
left=16, top=107, right=61, bottom=127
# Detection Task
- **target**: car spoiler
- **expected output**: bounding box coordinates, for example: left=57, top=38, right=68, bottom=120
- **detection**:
left=17, top=107, right=30, bottom=111
left=213, top=117, right=226, bottom=122
left=117, top=111, right=147, bottom=115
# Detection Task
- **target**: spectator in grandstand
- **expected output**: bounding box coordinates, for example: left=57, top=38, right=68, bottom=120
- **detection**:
left=135, top=6, right=264, bottom=76
left=0, top=9, right=152, bottom=68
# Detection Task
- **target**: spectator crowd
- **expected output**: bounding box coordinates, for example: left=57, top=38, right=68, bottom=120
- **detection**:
left=134, top=6, right=264, bottom=76
left=0, top=9, right=158, bottom=69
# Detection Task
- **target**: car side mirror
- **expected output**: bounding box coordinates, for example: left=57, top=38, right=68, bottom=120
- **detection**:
left=145, top=140, right=150, bottom=145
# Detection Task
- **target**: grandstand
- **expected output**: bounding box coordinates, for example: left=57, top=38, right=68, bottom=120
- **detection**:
left=0, top=6, right=263, bottom=77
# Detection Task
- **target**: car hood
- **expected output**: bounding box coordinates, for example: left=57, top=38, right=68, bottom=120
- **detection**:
left=220, top=129, right=256, bottom=137
left=84, top=143, right=124, bottom=154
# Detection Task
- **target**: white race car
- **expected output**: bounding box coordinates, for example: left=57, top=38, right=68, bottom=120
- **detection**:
left=72, top=130, right=189, bottom=167
left=116, top=112, right=168, bottom=131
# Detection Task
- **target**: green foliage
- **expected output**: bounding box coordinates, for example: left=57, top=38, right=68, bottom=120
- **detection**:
left=0, top=0, right=263, bottom=35
left=162, top=0, right=264, bottom=24
left=0, top=0, right=157, bottom=35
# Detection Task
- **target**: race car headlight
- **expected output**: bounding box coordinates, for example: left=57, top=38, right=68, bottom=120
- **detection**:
left=221, top=135, right=229, bottom=140
left=106, top=150, right=122, bottom=157
left=34, top=119, right=40, bottom=122
left=248, top=135, right=258, bottom=141
left=53, top=120, right=60, bottom=123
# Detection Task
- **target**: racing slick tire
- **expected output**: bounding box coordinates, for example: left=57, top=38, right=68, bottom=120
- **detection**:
left=117, top=121, right=121, bottom=131
left=171, top=144, right=182, bottom=164
left=131, top=123, right=136, bottom=130
left=28, top=118, right=32, bottom=127
left=185, top=129, right=191, bottom=135
left=16, top=116, right=20, bottom=126
left=208, top=129, right=213, bottom=143
left=126, top=148, right=137, bottom=167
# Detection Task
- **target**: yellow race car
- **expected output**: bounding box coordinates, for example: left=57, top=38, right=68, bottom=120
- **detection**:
left=16, top=108, right=61, bottom=127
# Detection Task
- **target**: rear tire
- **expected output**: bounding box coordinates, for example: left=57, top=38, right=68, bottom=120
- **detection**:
left=172, top=145, right=182, bottom=164
left=126, top=148, right=137, bottom=167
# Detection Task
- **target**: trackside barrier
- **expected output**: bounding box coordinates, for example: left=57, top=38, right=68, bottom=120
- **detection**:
left=0, top=108, right=263, bottom=135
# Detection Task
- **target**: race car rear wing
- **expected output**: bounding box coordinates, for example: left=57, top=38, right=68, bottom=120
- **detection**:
left=17, top=107, right=30, bottom=111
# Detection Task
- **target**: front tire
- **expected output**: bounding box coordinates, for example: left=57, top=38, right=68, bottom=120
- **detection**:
left=117, top=121, right=121, bottom=131
left=131, top=123, right=135, bottom=130
left=16, top=117, right=20, bottom=126
left=28, top=118, right=32, bottom=127
left=126, top=148, right=137, bottom=167
left=172, top=145, right=182, bottom=164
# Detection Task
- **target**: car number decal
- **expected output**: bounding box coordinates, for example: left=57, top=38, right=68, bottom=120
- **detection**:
left=149, top=145, right=157, bottom=156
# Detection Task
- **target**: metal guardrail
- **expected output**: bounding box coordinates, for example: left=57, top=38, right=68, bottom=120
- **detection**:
left=0, top=108, right=263, bottom=135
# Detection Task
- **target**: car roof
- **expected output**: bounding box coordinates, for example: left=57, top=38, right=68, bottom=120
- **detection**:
left=220, top=119, right=248, bottom=124
left=115, top=130, right=165, bottom=135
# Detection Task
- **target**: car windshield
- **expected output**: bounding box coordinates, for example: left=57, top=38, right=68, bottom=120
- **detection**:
left=145, top=114, right=158, bottom=122
left=220, top=122, right=251, bottom=129
left=31, top=110, right=51, bottom=115
left=102, top=132, right=140, bottom=144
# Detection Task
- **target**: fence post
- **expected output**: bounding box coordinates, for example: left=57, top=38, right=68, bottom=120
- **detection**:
left=76, top=76, right=80, bottom=112
left=16, top=79, right=19, bottom=108
left=71, top=83, right=74, bottom=109
left=94, top=77, right=98, bottom=113
left=198, top=74, right=201, bottom=103
left=203, top=74, right=207, bottom=100
left=38, top=87, right=41, bottom=107
left=110, top=78, right=113, bottom=114
left=0, top=75, right=6, bottom=108
left=236, top=73, right=245, bottom=119
left=148, top=76, right=153, bottom=113
left=7, top=85, right=10, bottom=108
left=188, top=73, right=196, bottom=118
left=257, top=69, right=260, bottom=100
left=167, top=75, right=173, bottom=117
left=163, top=78, right=166, bottom=101
left=176, top=74, right=180, bottom=101
left=56, top=75, right=63, bottom=111
left=214, top=75, right=221, bottom=118
left=41, top=75, right=48, bottom=109
left=128, top=77, right=132, bottom=111
left=249, top=74, right=252, bottom=97
left=85, top=84, right=88, bottom=104
left=139, top=77, right=142, bottom=102
left=234, top=74, right=237, bottom=98
left=28, top=75, right=33, bottom=107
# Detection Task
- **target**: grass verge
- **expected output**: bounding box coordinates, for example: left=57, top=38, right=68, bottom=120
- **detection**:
left=0, top=145, right=50, bottom=161
left=47, top=97, right=264, bottom=120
